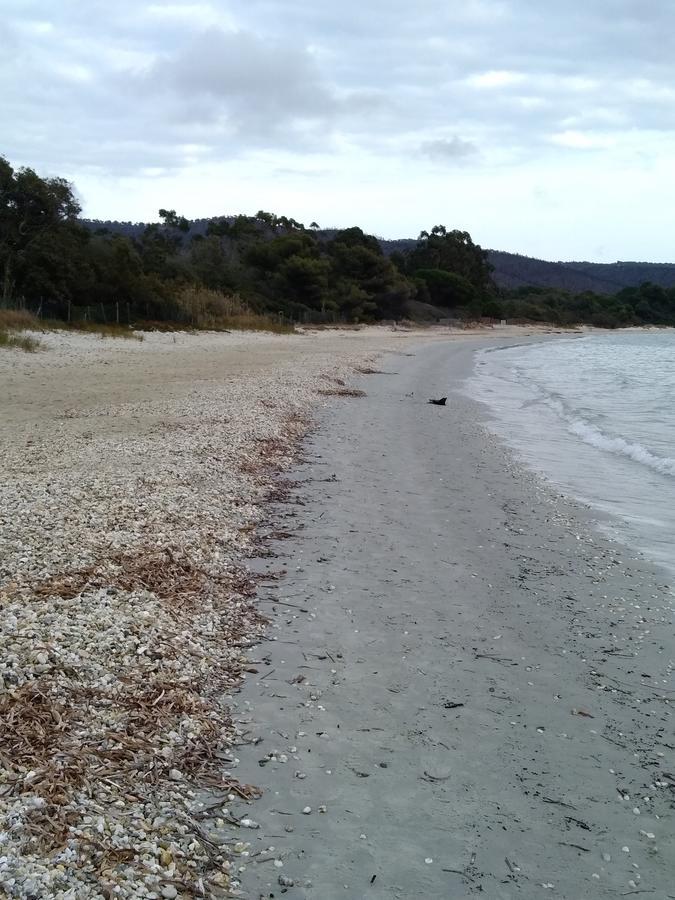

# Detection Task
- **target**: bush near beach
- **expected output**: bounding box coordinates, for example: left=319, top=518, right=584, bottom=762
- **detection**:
left=4, top=155, right=675, bottom=333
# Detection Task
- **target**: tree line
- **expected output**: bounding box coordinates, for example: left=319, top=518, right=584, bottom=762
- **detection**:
left=2, top=156, right=675, bottom=329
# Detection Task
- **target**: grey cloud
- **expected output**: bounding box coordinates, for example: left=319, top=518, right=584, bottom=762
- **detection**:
left=145, top=27, right=336, bottom=136
left=0, top=21, right=18, bottom=56
left=421, top=138, right=479, bottom=163
left=2, top=0, right=675, bottom=184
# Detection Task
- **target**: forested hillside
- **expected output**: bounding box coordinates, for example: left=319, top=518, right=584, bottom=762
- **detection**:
left=487, top=250, right=675, bottom=294
left=3, top=156, right=675, bottom=330
left=83, top=222, right=675, bottom=297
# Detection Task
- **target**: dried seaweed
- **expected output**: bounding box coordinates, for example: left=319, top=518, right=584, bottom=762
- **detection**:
left=318, top=387, right=367, bottom=397
left=0, top=354, right=366, bottom=896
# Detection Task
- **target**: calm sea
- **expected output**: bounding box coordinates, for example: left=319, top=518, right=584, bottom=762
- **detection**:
left=468, top=332, right=675, bottom=577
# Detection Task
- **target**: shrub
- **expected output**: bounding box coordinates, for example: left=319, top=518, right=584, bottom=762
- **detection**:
left=0, top=330, right=41, bottom=351
left=0, top=309, right=42, bottom=331
left=172, top=286, right=294, bottom=333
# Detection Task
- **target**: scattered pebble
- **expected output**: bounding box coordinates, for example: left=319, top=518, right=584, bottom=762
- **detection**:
left=0, top=331, right=395, bottom=898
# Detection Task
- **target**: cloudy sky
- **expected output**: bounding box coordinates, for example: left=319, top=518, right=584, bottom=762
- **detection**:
left=3, top=0, right=674, bottom=260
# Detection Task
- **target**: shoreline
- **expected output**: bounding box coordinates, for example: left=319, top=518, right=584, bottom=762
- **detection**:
left=1, top=326, right=672, bottom=898
left=2, top=325, right=526, bottom=899
left=229, top=339, right=674, bottom=899
left=468, top=331, right=675, bottom=583
left=0, top=327, right=439, bottom=899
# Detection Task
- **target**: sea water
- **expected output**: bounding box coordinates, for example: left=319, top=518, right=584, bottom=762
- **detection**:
left=468, top=332, right=675, bottom=577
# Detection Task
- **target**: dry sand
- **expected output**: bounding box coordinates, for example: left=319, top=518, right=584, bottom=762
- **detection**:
left=230, top=340, right=674, bottom=899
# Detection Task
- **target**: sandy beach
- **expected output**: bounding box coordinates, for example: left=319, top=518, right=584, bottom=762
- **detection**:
left=230, top=341, right=674, bottom=899
left=1, top=326, right=672, bottom=898
left=0, top=324, right=490, bottom=898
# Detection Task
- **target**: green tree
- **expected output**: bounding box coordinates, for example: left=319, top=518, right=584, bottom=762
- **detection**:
left=159, top=208, right=189, bottom=232
left=138, top=209, right=191, bottom=280
left=1, top=156, right=81, bottom=303
left=327, top=228, right=412, bottom=320
left=20, top=223, right=93, bottom=316
left=407, top=225, right=493, bottom=291
left=274, top=254, right=331, bottom=310
left=87, top=234, right=144, bottom=307
left=188, top=234, right=235, bottom=292
left=413, top=269, right=477, bottom=309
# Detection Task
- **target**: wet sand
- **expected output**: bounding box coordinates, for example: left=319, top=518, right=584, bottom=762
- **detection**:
left=232, top=340, right=674, bottom=899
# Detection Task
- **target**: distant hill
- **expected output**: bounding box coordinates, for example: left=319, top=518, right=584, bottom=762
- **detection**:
left=81, top=219, right=675, bottom=296
left=485, top=251, right=675, bottom=294
left=377, top=239, right=675, bottom=294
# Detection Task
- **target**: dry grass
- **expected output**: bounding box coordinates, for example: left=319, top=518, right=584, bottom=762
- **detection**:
left=0, top=309, right=43, bottom=350
left=303, top=323, right=364, bottom=332
left=0, top=308, right=142, bottom=341
left=174, top=286, right=251, bottom=326
left=68, top=321, right=143, bottom=340
left=1, top=292, right=294, bottom=338
left=214, top=314, right=293, bottom=334
left=0, top=329, right=42, bottom=351
left=173, top=286, right=294, bottom=334
left=0, top=308, right=42, bottom=330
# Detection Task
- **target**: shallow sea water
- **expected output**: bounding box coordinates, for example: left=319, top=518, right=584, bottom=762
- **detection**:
left=468, top=331, right=675, bottom=577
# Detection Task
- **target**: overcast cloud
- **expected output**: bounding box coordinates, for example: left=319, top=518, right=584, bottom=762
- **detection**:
left=2, top=0, right=674, bottom=259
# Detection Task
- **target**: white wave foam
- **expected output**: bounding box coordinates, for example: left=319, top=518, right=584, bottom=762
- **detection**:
left=472, top=339, right=675, bottom=479
left=567, top=418, right=675, bottom=477
left=510, top=371, right=675, bottom=478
